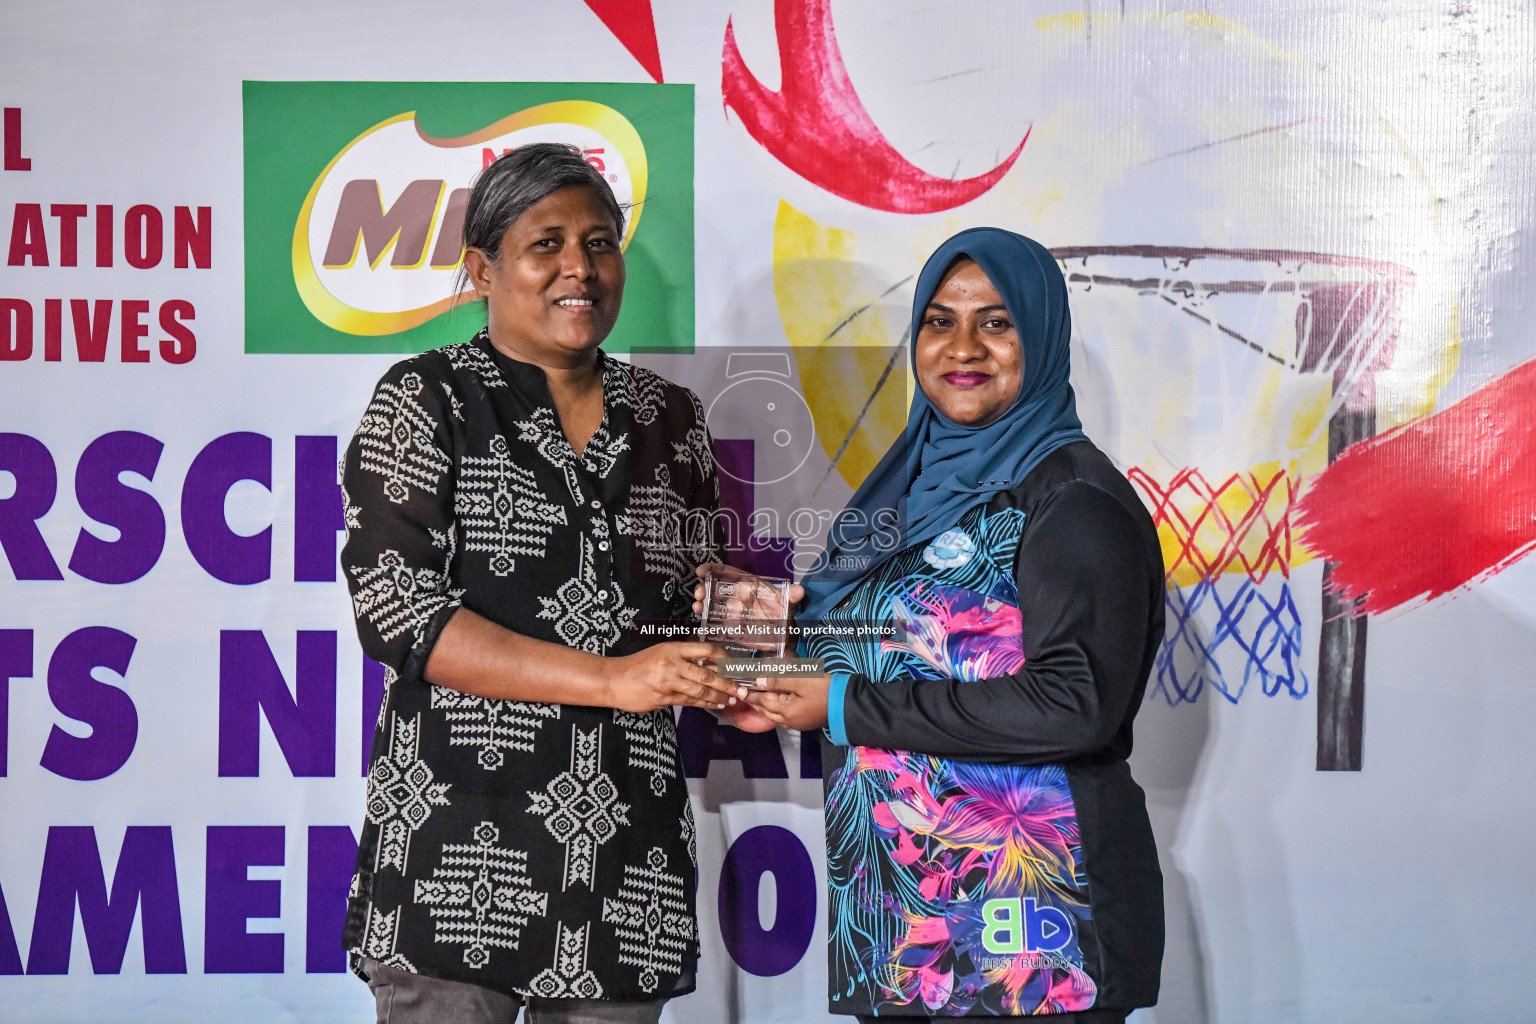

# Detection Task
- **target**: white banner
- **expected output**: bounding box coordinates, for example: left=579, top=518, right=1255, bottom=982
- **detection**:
left=2, top=1, right=1534, bottom=1022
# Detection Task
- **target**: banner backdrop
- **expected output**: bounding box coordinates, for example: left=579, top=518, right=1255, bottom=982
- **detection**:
left=2, top=1, right=1534, bottom=1021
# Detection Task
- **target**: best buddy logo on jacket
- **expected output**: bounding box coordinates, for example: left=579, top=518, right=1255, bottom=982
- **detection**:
left=242, top=81, right=694, bottom=354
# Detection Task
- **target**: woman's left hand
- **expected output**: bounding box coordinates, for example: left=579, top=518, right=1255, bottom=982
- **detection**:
left=741, top=674, right=832, bottom=731
left=713, top=699, right=780, bottom=733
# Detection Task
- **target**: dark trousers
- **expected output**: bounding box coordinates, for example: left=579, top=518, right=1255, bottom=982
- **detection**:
left=363, top=959, right=669, bottom=1024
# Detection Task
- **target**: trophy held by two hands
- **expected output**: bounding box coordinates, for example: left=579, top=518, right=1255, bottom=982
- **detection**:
left=696, top=566, right=794, bottom=688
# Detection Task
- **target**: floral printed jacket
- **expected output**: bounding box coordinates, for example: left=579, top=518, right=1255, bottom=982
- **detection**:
left=804, top=443, right=1165, bottom=1017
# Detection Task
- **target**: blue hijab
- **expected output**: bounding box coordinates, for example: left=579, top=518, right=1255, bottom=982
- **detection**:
left=799, top=228, right=1088, bottom=621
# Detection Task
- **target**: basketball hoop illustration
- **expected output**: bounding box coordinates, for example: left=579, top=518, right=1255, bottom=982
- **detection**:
left=1055, top=245, right=1410, bottom=771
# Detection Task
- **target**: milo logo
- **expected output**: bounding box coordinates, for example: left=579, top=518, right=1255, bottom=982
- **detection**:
left=294, top=103, right=645, bottom=337
left=244, top=82, right=693, bottom=354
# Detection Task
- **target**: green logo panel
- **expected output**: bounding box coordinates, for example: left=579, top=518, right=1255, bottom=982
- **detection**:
left=243, top=81, right=694, bottom=354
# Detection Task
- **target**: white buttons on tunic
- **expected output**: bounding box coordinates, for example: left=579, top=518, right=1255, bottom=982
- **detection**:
left=590, top=499, right=602, bottom=509
left=584, top=460, right=596, bottom=472
left=598, top=541, right=609, bottom=552
left=598, top=589, right=609, bottom=602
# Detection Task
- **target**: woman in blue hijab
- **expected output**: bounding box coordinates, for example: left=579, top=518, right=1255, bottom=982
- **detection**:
left=739, top=229, right=1166, bottom=1021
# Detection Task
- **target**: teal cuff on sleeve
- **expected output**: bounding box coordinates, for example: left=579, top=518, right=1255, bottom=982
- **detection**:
left=827, top=672, right=852, bottom=747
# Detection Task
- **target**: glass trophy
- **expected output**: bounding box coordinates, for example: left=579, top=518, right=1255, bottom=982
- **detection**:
left=697, top=567, right=792, bottom=686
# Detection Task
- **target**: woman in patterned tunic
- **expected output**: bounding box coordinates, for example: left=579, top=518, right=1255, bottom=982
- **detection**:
left=738, top=230, right=1166, bottom=1021
left=339, top=144, right=735, bottom=1023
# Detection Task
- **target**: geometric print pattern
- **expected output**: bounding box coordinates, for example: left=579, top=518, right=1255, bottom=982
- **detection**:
left=601, top=846, right=696, bottom=993
left=356, top=371, right=453, bottom=505
left=455, top=433, right=568, bottom=576
left=582, top=422, right=628, bottom=482
left=680, top=805, right=697, bottom=866
left=576, top=358, right=639, bottom=479
left=617, top=462, right=692, bottom=585
left=341, top=334, right=715, bottom=996
left=357, top=903, right=416, bottom=972
left=536, top=535, right=625, bottom=654
left=413, top=820, right=549, bottom=970
left=613, top=710, right=681, bottom=797
left=622, top=362, right=666, bottom=427
left=672, top=423, right=715, bottom=481
left=526, top=921, right=605, bottom=999
left=442, top=381, right=466, bottom=422
left=347, top=548, right=462, bottom=647
left=513, top=404, right=591, bottom=511
left=527, top=725, right=631, bottom=891
left=430, top=685, right=562, bottom=771
left=515, top=405, right=577, bottom=472
left=374, top=665, right=398, bottom=732
left=442, top=339, right=507, bottom=390
left=366, top=712, right=451, bottom=873
left=342, top=480, right=362, bottom=531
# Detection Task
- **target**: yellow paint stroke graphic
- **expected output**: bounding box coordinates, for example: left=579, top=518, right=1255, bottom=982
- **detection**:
left=292, top=102, right=647, bottom=337
left=771, top=201, right=911, bottom=489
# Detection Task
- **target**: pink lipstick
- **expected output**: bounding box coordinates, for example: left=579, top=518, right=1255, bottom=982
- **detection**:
left=942, top=371, right=992, bottom=389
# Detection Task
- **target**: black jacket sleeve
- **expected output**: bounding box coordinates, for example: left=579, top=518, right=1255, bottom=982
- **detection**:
left=838, top=480, right=1157, bottom=764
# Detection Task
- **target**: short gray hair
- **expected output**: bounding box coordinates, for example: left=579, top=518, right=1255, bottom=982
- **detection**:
left=454, top=142, right=627, bottom=297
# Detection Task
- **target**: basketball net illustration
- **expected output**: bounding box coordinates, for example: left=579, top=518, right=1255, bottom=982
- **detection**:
left=1056, top=246, right=1409, bottom=771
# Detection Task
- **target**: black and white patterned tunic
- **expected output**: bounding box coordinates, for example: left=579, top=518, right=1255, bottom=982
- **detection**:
left=339, top=330, right=718, bottom=1000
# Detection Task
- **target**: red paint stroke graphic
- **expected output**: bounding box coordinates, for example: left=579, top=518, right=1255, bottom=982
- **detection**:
left=722, top=0, right=1029, bottom=213
left=1296, top=356, right=1536, bottom=614
left=583, top=0, right=664, bottom=83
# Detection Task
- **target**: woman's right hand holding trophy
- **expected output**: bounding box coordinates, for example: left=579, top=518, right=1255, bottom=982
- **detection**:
left=692, top=562, right=803, bottom=732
